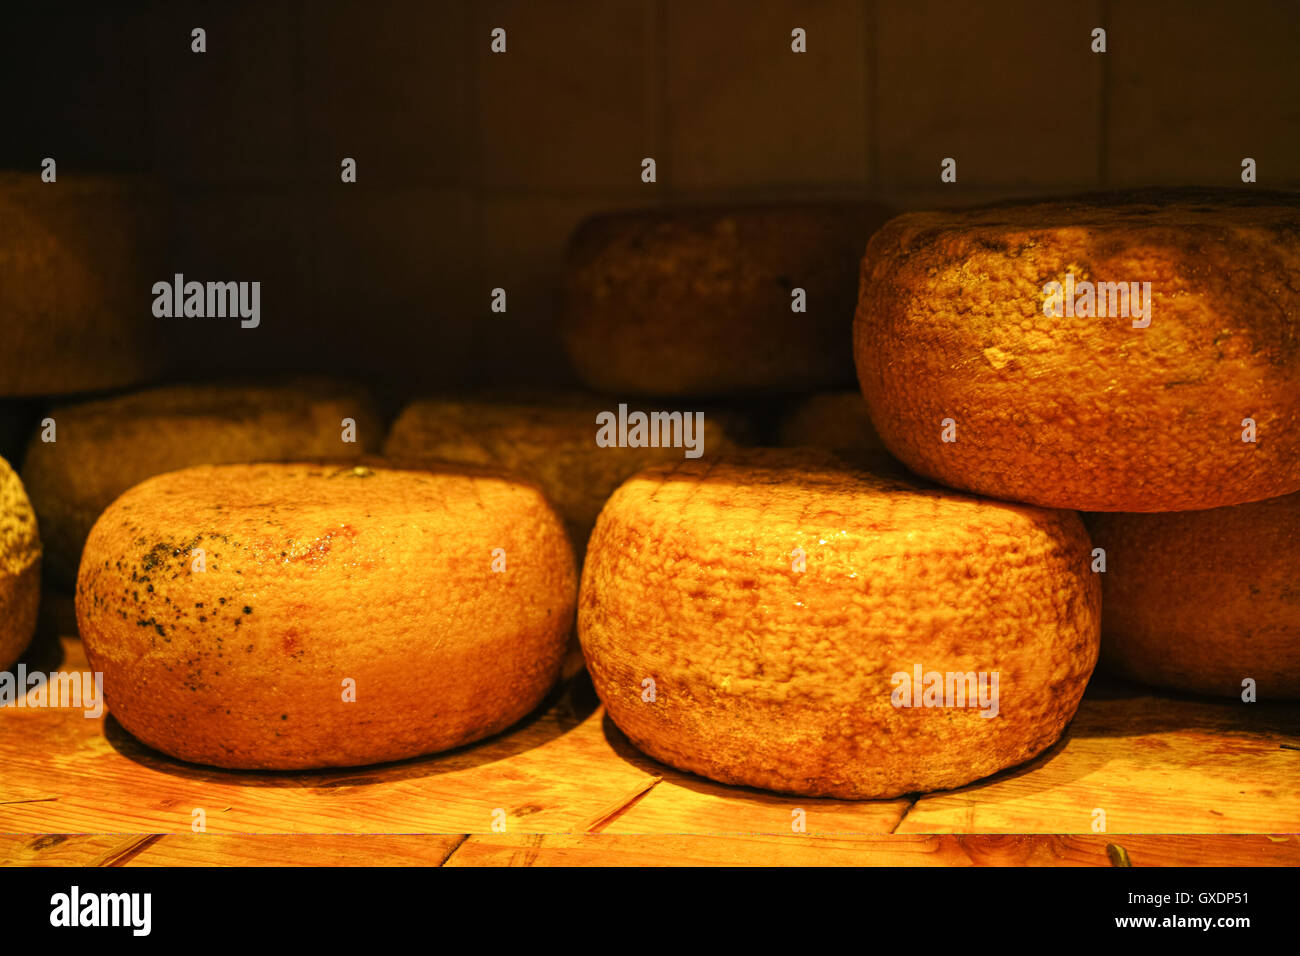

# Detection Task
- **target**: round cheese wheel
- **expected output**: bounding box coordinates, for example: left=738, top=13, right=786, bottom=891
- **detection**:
left=383, top=396, right=739, bottom=554
left=563, top=202, right=894, bottom=397
left=1086, top=493, right=1300, bottom=698
left=22, top=379, right=382, bottom=587
left=579, top=452, right=1100, bottom=798
left=0, top=455, right=41, bottom=671
left=0, top=173, right=166, bottom=396
left=76, top=461, right=577, bottom=769
left=854, top=190, right=1300, bottom=512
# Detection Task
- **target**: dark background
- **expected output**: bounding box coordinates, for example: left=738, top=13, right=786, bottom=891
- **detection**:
left=4, top=0, right=1299, bottom=394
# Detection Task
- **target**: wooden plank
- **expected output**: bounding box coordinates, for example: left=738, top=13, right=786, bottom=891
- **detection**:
left=443, top=833, right=1300, bottom=867
left=4, top=638, right=1296, bottom=840
left=0, top=833, right=146, bottom=866
left=0, top=638, right=656, bottom=835
left=595, top=766, right=911, bottom=836
left=125, top=833, right=466, bottom=867
left=898, top=680, right=1300, bottom=834
left=7, top=831, right=1293, bottom=867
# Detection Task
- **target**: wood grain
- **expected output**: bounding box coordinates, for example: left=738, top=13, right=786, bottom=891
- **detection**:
left=896, top=679, right=1300, bottom=834
left=0, top=833, right=150, bottom=866
left=3, top=635, right=1298, bottom=867
left=443, top=833, right=1300, bottom=867
left=0, top=637, right=657, bottom=836
left=125, top=834, right=466, bottom=867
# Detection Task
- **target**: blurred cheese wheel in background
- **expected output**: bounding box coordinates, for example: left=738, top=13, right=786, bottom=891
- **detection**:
left=563, top=202, right=894, bottom=397
left=383, top=395, right=745, bottom=555
left=579, top=451, right=1100, bottom=799
left=0, top=455, right=41, bottom=671
left=0, top=173, right=166, bottom=396
left=76, top=461, right=577, bottom=769
left=854, top=189, right=1300, bottom=513
left=21, top=378, right=382, bottom=587
left=1086, top=493, right=1300, bottom=698
left=776, top=390, right=902, bottom=472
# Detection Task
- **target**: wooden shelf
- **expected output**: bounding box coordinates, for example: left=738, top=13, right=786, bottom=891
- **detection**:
left=2, top=628, right=1298, bottom=866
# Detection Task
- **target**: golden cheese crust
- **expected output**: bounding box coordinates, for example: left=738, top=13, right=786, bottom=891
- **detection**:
left=854, top=189, right=1300, bottom=512
left=0, top=455, right=41, bottom=671
left=563, top=202, right=894, bottom=396
left=23, top=379, right=383, bottom=587
left=0, top=173, right=165, bottom=396
left=579, top=451, right=1101, bottom=798
left=76, top=461, right=577, bottom=769
left=383, top=397, right=738, bottom=554
left=1086, top=493, right=1300, bottom=698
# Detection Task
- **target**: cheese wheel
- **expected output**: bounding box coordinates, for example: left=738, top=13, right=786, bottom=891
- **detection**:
left=76, top=461, right=577, bottom=769
left=563, top=202, right=894, bottom=397
left=579, top=452, right=1100, bottom=798
left=776, top=390, right=900, bottom=471
left=22, top=379, right=382, bottom=587
left=383, top=397, right=738, bottom=553
left=0, top=455, right=41, bottom=671
left=1086, top=494, right=1300, bottom=698
left=0, top=173, right=165, bottom=396
left=854, top=190, right=1300, bottom=512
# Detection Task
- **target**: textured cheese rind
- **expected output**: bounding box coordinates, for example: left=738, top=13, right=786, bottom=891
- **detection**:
left=854, top=190, right=1300, bottom=512
left=0, top=455, right=41, bottom=670
left=1086, top=493, right=1300, bottom=698
left=76, top=461, right=577, bottom=770
left=383, top=398, right=737, bottom=555
left=579, top=453, right=1100, bottom=799
left=0, top=173, right=165, bottom=396
left=22, top=379, right=383, bottom=587
left=564, top=202, right=894, bottom=396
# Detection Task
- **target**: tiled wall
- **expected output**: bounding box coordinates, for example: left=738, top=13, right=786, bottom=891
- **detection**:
left=6, top=0, right=1298, bottom=393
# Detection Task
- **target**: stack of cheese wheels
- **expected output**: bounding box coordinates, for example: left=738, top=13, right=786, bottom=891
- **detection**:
left=0, top=455, right=41, bottom=671
left=383, top=395, right=740, bottom=553
left=1086, top=494, right=1300, bottom=699
left=579, top=452, right=1101, bottom=799
left=76, top=461, right=577, bottom=769
left=854, top=189, right=1300, bottom=513
left=563, top=202, right=893, bottom=397
left=855, top=189, right=1300, bottom=701
left=21, top=379, right=382, bottom=587
left=0, top=173, right=165, bottom=396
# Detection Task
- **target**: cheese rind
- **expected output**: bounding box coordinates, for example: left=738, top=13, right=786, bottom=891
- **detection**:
left=563, top=203, right=894, bottom=396
left=579, top=453, right=1101, bottom=799
left=0, top=173, right=166, bottom=396
left=1087, top=493, right=1300, bottom=698
left=76, top=461, right=577, bottom=770
left=0, top=455, right=41, bottom=671
left=23, top=379, right=382, bottom=587
left=854, top=190, right=1300, bottom=512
